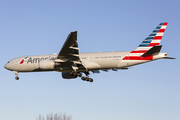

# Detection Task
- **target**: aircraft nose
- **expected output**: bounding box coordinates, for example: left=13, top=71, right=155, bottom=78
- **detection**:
left=4, top=62, right=12, bottom=71
left=4, top=63, right=9, bottom=70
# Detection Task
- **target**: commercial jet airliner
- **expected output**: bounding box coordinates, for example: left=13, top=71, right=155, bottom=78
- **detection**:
left=4, top=22, right=175, bottom=82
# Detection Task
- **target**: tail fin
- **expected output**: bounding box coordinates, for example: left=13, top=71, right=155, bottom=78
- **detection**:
left=123, top=22, right=168, bottom=61
left=132, top=22, right=168, bottom=53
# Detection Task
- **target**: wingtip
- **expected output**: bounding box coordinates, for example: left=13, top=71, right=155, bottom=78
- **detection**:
left=71, top=31, right=77, bottom=33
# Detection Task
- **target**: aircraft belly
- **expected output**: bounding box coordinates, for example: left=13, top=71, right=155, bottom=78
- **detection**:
left=118, top=60, right=151, bottom=68
left=128, top=60, right=151, bottom=66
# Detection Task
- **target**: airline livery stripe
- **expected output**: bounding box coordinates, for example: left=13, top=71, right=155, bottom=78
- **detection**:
left=142, top=40, right=151, bottom=43
left=139, top=44, right=149, bottom=47
left=153, top=36, right=162, bottom=39
left=123, top=56, right=153, bottom=60
left=163, top=23, right=168, bottom=25
left=151, top=40, right=161, bottom=43
left=146, top=37, right=154, bottom=39
left=156, top=33, right=164, bottom=36
left=153, top=30, right=159, bottom=32
left=149, top=34, right=156, bottom=36
left=148, top=43, right=159, bottom=47
left=156, top=26, right=161, bottom=29
left=129, top=53, right=144, bottom=56
left=130, top=50, right=148, bottom=53
left=158, top=29, right=165, bottom=33
left=135, top=47, right=152, bottom=50
left=151, top=39, right=161, bottom=41
left=161, top=26, right=167, bottom=29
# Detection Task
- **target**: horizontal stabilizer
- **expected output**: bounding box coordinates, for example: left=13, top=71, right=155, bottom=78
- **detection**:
left=163, top=57, right=176, bottom=59
left=141, top=45, right=162, bottom=57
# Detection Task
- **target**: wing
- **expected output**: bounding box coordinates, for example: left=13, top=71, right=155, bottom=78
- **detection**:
left=57, top=31, right=79, bottom=59
left=55, top=31, right=86, bottom=71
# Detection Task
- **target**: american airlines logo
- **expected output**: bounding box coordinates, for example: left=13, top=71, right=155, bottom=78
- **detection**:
left=20, top=56, right=56, bottom=64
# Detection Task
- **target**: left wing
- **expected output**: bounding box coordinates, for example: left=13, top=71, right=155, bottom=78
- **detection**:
left=57, top=31, right=79, bottom=59
left=55, top=31, right=86, bottom=71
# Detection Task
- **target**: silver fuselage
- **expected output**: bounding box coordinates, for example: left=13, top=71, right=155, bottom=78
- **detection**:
left=4, top=51, right=167, bottom=72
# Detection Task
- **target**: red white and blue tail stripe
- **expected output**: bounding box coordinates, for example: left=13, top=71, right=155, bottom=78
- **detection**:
left=123, top=22, right=168, bottom=60
left=135, top=22, right=167, bottom=51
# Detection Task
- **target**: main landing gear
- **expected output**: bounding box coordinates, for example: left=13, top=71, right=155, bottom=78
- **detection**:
left=13, top=71, right=19, bottom=80
left=70, top=71, right=93, bottom=82
left=81, top=72, right=93, bottom=82
left=70, top=71, right=82, bottom=77
left=81, top=77, right=93, bottom=82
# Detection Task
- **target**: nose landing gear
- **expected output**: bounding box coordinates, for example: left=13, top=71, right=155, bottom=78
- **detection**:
left=13, top=71, right=19, bottom=80
left=15, top=76, right=19, bottom=80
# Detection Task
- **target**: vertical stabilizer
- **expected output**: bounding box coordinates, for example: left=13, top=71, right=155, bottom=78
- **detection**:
left=133, top=22, right=168, bottom=52
left=123, top=22, right=168, bottom=60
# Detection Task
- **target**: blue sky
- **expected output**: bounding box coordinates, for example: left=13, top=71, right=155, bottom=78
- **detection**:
left=0, top=0, right=180, bottom=120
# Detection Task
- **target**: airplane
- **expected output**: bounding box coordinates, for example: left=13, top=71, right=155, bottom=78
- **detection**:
left=4, top=22, right=175, bottom=82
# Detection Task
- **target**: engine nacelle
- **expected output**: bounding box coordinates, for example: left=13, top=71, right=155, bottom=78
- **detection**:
left=39, top=60, right=55, bottom=70
left=62, top=72, right=77, bottom=79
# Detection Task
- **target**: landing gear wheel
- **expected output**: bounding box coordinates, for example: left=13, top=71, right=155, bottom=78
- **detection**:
left=77, top=73, right=82, bottom=77
left=81, top=77, right=85, bottom=81
left=81, top=72, right=94, bottom=82
left=85, top=77, right=89, bottom=81
left=73, top=72, right=77, bottom=76
left=89, top=78, right=93, bottom=82
left=15, top=76, right=19, bottom=80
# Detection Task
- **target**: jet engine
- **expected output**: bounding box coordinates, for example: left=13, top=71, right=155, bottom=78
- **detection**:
left=39, top=60, right=59, bottom=70
left=62, top=72, right=77, bottom=79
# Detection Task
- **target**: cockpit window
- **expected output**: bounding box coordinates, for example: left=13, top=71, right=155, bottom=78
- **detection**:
left=7, top=61, right=10, bottom=63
